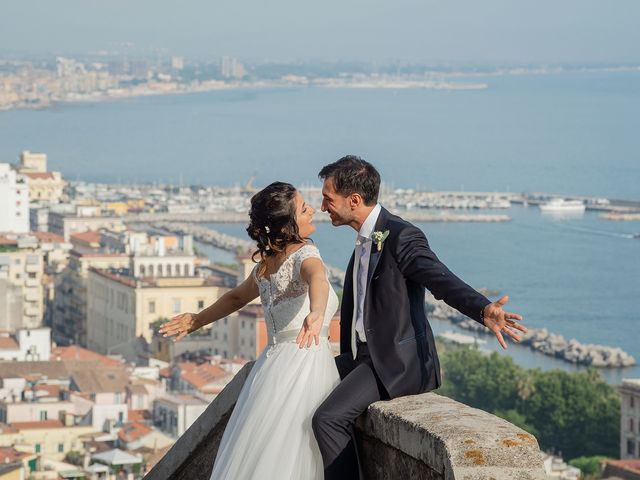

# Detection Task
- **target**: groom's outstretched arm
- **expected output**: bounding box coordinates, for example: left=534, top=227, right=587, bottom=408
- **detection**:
left=393, top=224, right=490, bottom=324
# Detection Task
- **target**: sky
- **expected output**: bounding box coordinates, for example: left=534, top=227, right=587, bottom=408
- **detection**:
left=2, top=0, right=639, bottom=64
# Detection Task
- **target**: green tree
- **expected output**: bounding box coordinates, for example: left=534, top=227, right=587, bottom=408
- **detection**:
left=63, top=450, right=84, bottom=466
left=438, top=345, right=620, bottom=461
left=569, top=456, right=608, bottom=477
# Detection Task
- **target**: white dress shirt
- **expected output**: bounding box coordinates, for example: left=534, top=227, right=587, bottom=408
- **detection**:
left=351, top=203, right=382, bottom=356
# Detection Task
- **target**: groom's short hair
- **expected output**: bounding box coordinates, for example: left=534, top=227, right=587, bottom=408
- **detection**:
left=319, top=155, right=381, bottom=206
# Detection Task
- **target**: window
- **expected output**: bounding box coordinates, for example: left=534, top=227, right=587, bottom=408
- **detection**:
left=35, top=444, right=41, bottom=454
left=224, top=318, right=228, bottom=326
left=631, top=418, right=635, bottom=432
left=628, top=439, right=636, bottom=456
left=223, top=333, right=227, bottom=342
left=241, top=320, right=245, bottom=329
left=148, top=301, right=156, bottom=314
left=198, top=300, right=205, bottom=310
left=39, top=411, right=47, bottom=421
left=631, top=396, right=635, bottom=409
left=28, top=272, right=36, bottom=279
left=172, top=299, right=181, bottom=313
left=58, top=443, right=64, bottom=453
left=214, top=332, right=218, bottom=340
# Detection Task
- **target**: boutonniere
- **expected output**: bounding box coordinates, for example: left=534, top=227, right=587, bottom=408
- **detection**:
left=371, top=230, right=390, bottom=252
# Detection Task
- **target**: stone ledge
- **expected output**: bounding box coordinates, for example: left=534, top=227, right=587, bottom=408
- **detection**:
left=145, top=361, right=546, bottom=480
left=357, top=394, right=545, bottom=480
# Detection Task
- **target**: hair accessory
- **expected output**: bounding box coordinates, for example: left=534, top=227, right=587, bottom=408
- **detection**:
left=264, top=225, right=270, bottom=233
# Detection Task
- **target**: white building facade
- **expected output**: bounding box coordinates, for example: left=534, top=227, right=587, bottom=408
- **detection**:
left=0, top=163, right=29, bottom=233
left=620, top=379, right=640, bottom=459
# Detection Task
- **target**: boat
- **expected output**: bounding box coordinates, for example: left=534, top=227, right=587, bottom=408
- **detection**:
left=539, top=198, right=586, bottom=213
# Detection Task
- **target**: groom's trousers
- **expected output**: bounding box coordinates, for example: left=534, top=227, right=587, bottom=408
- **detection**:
left=312, top=341, right=389, bottom=480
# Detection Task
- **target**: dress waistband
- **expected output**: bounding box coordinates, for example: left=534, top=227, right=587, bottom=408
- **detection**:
left=271, top=325, right=330, bottom=344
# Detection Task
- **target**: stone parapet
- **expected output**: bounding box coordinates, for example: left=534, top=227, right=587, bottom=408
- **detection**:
left=145, top=362, right=545, bottom=480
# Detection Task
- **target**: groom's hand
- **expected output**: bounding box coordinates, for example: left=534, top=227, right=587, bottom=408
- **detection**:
left=296, top=311, right=324, bottom=349
left=482, top=295, right=527, bottom=349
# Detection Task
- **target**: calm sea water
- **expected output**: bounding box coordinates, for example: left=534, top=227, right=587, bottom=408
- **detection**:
left=1, top=72, right=639, bottom=199
left=1, top=71, right=638, bottom=382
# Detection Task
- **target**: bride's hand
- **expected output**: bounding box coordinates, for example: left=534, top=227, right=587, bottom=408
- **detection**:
left=159, top=312, right=199, bottom=342
left=296, top=311, right=324, bottom=349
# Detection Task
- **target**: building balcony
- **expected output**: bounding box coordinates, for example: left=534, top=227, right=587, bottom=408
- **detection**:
left=25, top=278, right=40, bottom=288
left=144, top=363, right=546, bottom=479
left=25, top=263, right=40, bottom=274
left=24, top=305, right=41, bottom=317
left=24, top=288, right=40, bottom=302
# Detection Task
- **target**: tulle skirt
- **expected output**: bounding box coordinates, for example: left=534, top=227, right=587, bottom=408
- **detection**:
left=210, top=337, right=339, bottom=479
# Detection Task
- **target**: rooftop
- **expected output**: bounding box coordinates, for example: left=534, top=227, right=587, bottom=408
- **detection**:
left=32, top=231, right=66, bottom=244
left=118, top=422, right=153, bottom=443
left=52, top=345, right=124, bottom=368
left=71, top=368, right=129, bottom=394
left=10, top=419, right=65, bottom=430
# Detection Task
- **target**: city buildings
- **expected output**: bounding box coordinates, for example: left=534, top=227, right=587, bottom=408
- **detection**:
left=152, top=393, right=208, bottom=438
left=16, top=151, right=65, bottom=204
left=51, top=249, right=130, bottom=347
left=0, top=235, right=44, bottom=329
left=620, top=379, right=640, bottom=459
left=48, top=206, right=124, bottom=241
left=0, top=328, right=50, bottom=362
left=0, top=164, right=28, bottom=234
left=86, top=269, right=225, bottom=359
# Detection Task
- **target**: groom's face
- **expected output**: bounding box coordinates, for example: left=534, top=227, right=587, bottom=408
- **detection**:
left=321, top=177, right=353, bottom=226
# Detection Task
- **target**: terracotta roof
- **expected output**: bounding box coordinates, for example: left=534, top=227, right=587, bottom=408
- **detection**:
left=33, top=384, right=63, bottom=398
left=0, top=236, right=17, bottom=246
left=178, top=362, right=228, bottom=390
left=604, top=459, right=640, bottom=472
left=127, top=410, right=152, bottom=423
left=33, top=231, right=65, bottom=243
left=11, top=419, right=65, bottom=430
left=51, top=345, right=124, bottom=368
left=0, top=446, right=32, bottom=462
left=71, top=369, right=129, bottom=394
left=0, top=337, right=19, bottom=350
left=118, top=422, right=153, bottom=443
left=70, top=230, right=102, bottom=244
left=23, top=172, right=55, bottom=180
left=159, top=367, right=171, bottom=378
left=0, top=360, right=97, bottom=380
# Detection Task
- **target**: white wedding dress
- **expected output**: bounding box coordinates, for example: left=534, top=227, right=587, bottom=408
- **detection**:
left=210, top=244, right=340, bottom=479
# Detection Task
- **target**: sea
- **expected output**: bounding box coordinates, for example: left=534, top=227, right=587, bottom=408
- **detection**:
left=1, top=70, right=639, bottom=384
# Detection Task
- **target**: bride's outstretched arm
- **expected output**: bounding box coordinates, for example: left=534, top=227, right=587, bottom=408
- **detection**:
left=159, top=274, right=259, bottom=342
left=296, top=257, right=330, bottom=348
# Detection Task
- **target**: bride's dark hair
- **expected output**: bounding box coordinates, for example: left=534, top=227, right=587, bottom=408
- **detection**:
left=247, top=181, right=305, bottom=263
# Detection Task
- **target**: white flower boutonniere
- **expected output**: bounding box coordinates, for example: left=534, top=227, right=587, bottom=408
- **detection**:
left=371, top=230, right=390, bottom=252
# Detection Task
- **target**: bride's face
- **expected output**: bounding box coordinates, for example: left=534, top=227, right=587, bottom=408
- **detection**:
left=294, top=191, right=316, bottom=238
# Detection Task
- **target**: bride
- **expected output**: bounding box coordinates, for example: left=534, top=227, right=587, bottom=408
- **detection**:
left=159, top=181, right=340, bottom=479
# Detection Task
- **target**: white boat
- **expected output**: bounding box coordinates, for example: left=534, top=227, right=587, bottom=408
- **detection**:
left=539, top=198, right=586, bottom=213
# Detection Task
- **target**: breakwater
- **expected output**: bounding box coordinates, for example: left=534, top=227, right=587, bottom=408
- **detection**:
left=428, top=296, right=636, bottom=368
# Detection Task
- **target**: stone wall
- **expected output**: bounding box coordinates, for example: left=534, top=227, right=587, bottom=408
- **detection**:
left=144, top=362, right=546, bottom=480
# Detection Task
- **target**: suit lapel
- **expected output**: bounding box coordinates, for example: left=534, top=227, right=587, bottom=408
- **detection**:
left=342, top=251, right=355, bottom=315
left=366, top=207, right=389, bottom=286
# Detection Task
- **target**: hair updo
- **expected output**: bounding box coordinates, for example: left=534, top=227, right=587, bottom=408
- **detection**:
left=246, top=181, right=305, bottom=263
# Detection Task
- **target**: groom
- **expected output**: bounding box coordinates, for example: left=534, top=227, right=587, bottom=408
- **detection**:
left=312, top=156, right=526, bottom=479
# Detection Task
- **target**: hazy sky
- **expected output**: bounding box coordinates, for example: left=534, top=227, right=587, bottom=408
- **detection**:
left=2, top=0, right=639, bottom=63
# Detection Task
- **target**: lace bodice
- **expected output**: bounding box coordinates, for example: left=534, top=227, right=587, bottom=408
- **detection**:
left=252, top=244, right=339, bottom=344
